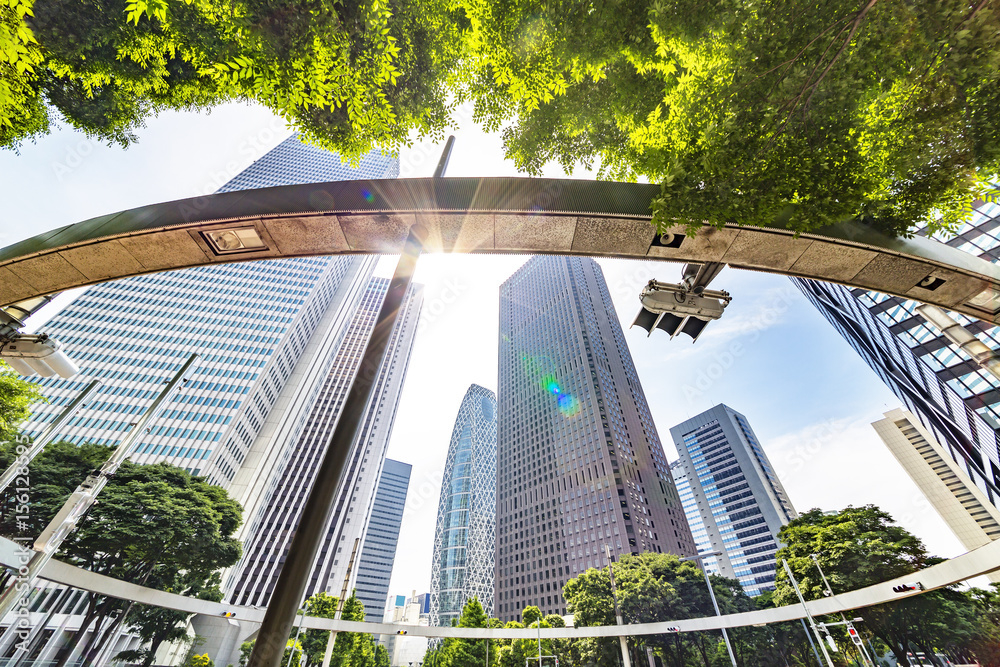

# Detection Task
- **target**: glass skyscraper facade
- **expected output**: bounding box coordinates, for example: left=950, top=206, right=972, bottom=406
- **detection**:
left=429, top=384, right=497, bottom=626
left=226, top=278, right=422, bottom=611
left=792, top=200, right=1000, bottom=514
left=355, top=458, right=412, bottom=621
left=19, top=134, right=399, bottom=488
left=0, top=136, right=401, bottom=666
left=669, top=404, right=797, bottom=596
left=495, top=256, right=696, bottom=622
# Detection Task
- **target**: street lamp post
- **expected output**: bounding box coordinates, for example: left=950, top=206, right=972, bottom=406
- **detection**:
left=679, top=551, right=738, bottom=667
left=603, top=544, right=632, bottom=667
left=810, top=554, right=875, bottom=667
left=781, top=559, right=835, bottom=667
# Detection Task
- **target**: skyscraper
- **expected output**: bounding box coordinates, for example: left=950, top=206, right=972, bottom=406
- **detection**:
left=19, top=134, right=398, bottom=487
left=669, top=404, right=797, bottom=596
left=0, top=136, right=401, bottom=666
left=793, top=283, right=1000, bottom=514
left=873, top=408, right=1000, bottom=582
left=495, top=256, right=695, bottom=621
left=355, top=458, right=413, bottom=621
left=429, top=384, right=497, bottom=626
left=792, top=199, right=1000, bottom=519
left=225, top=279, right=422, bottom=610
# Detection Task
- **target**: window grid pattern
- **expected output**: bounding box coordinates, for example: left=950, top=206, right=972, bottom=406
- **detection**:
left=495, top=256, right=696, bottom=623
left=355, top=458, right=412, bottom=621
left=669, top=405, right=797, bottom=597
left=430, top=384, right=498, bottom=626
left=226, top=280, right=422, bottom=608
left=6, top=135, right=400, bottom=659
left=792, top=277, right=1000, bottom=511
left=851, top=201, right=1000, bottom=427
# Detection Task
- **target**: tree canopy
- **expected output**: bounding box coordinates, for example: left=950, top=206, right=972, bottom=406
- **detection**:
left=3, top=0, right=464, bottom=158
left=0, top=361, right=44, bottom=442
left=464, top=0, right=1000, bottom=237
left=5, top=0, right=1000, bottom=237
left=0, top=441, right=243, bottom=667
left=776, top=505, right=1000, bottom=667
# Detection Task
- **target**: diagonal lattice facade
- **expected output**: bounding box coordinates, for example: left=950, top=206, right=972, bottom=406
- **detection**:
left=429, top=384, right=497, bottom=626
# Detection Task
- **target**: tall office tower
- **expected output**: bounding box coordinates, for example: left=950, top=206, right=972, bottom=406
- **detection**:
left=355, top=458, right=412, bottom=621
left=495, top=256, right=696, bottom=622
left=226, top=279, right=422, bottom=610
left=873, top=408, right=1000, bottom=582
left=19, top=134, right=398, bottom=486
left=791, top=202, right=1000, bottom=515
left=429, top=384, right=497, bottom=626
left=668, top=404, right=797, bottom=596
left=0, top=137, right=399, bottom=666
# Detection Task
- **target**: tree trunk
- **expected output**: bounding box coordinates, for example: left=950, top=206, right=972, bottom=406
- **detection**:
left=53, top=600, right=101, bottom=667
left=86, top=600, right=133, bottom=666
left=695, top=634, right=711, bottom=667
left=671, top=634, right=683, bottom=667
left=77, top=608, right=111, bottom=667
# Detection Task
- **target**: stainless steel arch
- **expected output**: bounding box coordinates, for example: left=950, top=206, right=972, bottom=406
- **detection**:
left=2, top=178, right=1000, bottom=322
left=5, top=535, right=998, bottom=639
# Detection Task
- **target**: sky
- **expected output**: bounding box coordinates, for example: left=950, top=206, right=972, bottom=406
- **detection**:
left=0, top=101, right=973, bottom=605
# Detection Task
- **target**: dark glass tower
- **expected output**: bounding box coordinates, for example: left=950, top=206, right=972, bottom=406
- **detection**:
left=791, top=200, right=1000, bottom=511
left=495, top=256, right=696, bottom=621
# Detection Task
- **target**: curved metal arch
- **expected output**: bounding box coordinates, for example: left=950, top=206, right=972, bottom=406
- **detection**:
left=5, top=535, right=998, bottom=639
left=2, top=178, right=1000, bottom=323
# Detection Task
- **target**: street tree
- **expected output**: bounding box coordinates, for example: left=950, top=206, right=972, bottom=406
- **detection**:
left=563, top=552, right=753, bottom=667
left=0, top=446, right=243, bottom=667
left=0, top=440, right=110, bottom=536
left=327, top=592, right=382, bottom=667
left=461, top=0, right=1000, bottom=237
left=300, top=591, right=340, bottom=665
left=775, top=505, right=989, bottom=666
left=0, top=361, right=44, bottom=442
left=3, top=0, right=464, bottom=157
left=115, top=569, right=226, bottom=667
left=434, top=597, right=494, bottom=667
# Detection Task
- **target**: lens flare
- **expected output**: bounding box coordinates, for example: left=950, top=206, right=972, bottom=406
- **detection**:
left=361, top=188, right=375, bottom=203
left=522, top=357, right=581, bottom=417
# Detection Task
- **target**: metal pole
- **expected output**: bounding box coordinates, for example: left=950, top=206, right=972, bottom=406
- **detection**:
left=321, top=537, right=361, bottom=667
left=782, top=560, right=835, bottom=667
left=537, top=614, right=542, bottom=667
left=287, top=607, right=307, bottom=667
left=0, top=380, right=101, bottom=492
left=679, top=552, right=736, bottom=667
left=801, top=619, right=825, bottom=667
left=811, top=555, right=874, bottom=667
left=0, top=354, right=198, bottom=619
left=433, top=136, right=456, bottom=178
left=248, top=227, right=426, bottom=667
left=699, top=562, right=738, bottom=667
left=603, top=545, right=632, bottom=667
